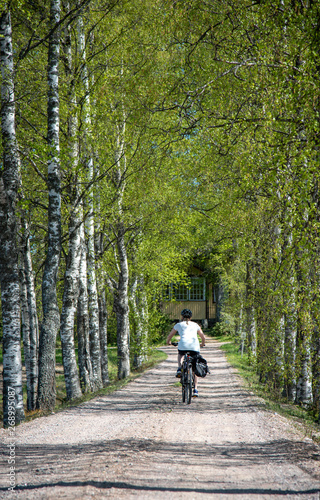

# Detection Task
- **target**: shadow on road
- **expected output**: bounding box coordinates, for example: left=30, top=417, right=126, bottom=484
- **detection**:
left=0, top=438, right=319, bottom=495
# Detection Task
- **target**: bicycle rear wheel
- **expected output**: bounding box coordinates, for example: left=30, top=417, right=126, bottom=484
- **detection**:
left=187, top=365, right=193, bottom=404
left=181, top=369, right=186, bottom=402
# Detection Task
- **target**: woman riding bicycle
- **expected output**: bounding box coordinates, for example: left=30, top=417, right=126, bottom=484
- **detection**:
left=166, top=309, right=206, bottom=397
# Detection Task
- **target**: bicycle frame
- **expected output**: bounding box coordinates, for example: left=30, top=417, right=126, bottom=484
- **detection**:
left=181, top=352, right=195, bottom=404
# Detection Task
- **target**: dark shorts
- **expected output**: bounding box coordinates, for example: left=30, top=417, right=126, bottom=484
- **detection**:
left=178, top=350, right=199, bottom=356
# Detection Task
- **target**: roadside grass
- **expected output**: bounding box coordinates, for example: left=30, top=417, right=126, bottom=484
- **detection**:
left=0, top=347, right=167, bottom=426
left=209, top=330, right=320, bottom=443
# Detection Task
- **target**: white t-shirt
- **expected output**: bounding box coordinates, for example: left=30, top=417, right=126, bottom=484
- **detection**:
left=174, top=320, right=200, bottom=352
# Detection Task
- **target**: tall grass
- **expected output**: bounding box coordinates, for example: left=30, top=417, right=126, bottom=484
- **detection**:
left=208, top=328, right=320, bottom=443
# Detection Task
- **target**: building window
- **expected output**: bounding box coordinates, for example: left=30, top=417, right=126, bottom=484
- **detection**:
left=189, top=278, right=205, bottom=300
left=163, top=278, right=206, bottom=301
left=173, top=283, right=189, bottom=301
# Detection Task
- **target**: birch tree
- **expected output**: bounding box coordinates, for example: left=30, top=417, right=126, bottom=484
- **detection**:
left=130, top=275, right=148, bottom=368
left=98, top=288, right=109, bottom=385
left=37, top=0, right=62, bottom=410
left=96, top=216, right=109, bottom=386
left=60, top=203, right=82, bottom=399
left=77, top=13, right=102, bottom=390
left=245, top=261, right=256, bottom=362
left=59, top=3, right=82, bottom=401
left=19, top=218, right=39, bottom=411
left=77, top=222, right=94, bottom=392
left=0, top=7, right=25, bottom=426
left=105, top=159, right=131, bottom=379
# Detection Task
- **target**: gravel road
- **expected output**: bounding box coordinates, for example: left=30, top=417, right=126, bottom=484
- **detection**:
left=1, top=338, right=320, bottom=499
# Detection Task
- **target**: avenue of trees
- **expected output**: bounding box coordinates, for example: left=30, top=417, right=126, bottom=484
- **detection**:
left=0, top=0, right=320, bottom=426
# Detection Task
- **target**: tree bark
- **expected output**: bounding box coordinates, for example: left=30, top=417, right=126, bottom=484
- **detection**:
left=312, top=326, right=320, bottom=421
left=59, top=3, right=82, bottom=401
left=216, top=280, right=226, bottom=323
left=19, top=253, right=31, bottom=407
left=95, top=185, right=109, bottom=386
left=238, top=305, right=246, bottom=357
left=131, top=275, right=148, bottom=369
left=98, top=289, right=109, bottom=386
left=245, top=261, right=256, bottom=361
left=77, top=14, right=102, bottom=391
left=23, top=221, right=39, bottom=410
left=0, top=9, right=25, bottom=427
left=60, top=207, right=82, bottom=400
left=37, top=0, right=61, bottom=410
left=295, top=298, right=313, bottom=406
left=114, top=224, right=130, bottom=379
left=77, top=220, right=94, bottom=392
left=295, top=329, right=313, bottom=407
left=283, top=309, right=297, bottom=401
left=19, top=219, right=39, bottom=411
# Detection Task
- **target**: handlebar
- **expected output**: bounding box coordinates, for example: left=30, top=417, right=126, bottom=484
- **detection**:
left=170, top=341, right=205, bottom=347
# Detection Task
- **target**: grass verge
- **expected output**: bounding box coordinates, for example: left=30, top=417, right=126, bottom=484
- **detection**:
left=1, top=347, right=167, bottom=426
left=210, top=332, right=320, bottom=444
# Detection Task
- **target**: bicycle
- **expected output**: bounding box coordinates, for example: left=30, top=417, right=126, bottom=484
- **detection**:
left=172, top=342, right=195, bottom=404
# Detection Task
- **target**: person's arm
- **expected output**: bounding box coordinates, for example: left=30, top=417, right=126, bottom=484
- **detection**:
left=166, top=328, right=178, bottom=345
left=197, top=327, right=206, bottom=347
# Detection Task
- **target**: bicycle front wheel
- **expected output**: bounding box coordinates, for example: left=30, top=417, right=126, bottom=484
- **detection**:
left=187, top=365, right=193, bottom=404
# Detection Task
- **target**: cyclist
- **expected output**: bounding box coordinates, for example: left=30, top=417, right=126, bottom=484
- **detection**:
left=166, top=308, right=206, bottom=397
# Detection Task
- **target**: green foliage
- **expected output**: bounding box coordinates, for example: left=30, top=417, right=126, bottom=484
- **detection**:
left=146, top=308, right=173, bottom=345
left=106, top=311, right=118, bottom=347
left=208, top=323, right=231, bottom=340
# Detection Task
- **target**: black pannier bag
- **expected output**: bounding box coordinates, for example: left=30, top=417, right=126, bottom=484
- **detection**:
left=192, top=353, right=210, bottom=378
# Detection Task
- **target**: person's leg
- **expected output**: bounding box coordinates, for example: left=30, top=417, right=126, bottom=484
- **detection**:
left=194, top=374, right=198, bottom=390
left=176, top=351, right=184, bottom=377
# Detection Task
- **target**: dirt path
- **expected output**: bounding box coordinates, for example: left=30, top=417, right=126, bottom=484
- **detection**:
left=1, top=338, right=320, bottom=499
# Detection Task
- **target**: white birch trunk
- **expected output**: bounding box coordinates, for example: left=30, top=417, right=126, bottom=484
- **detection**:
left=283, top=309, right=297, bottom=401
left=23, top=225, right=39, bottom=410
left=112, top=107, right=131, bottom=379
left=0, top=9, right=25, bottom=426
left=275, top=315, right=285, bottom=389
left=295, top=286, right=313, bottom=406
left=247, top=311, right=256, bottom=358
left=311, top=261, right=320, bottom=418
left=19, top=219, right=39, bottom=411
left=86, top=169, right=102, bottom=390
left=77, top=14, right=102, bottom=391
left=114, top=224, right=130, bottom=379
left=95, top=160, right=109, bottom=386
left=313, top=329, right=320, bottom=422
left=238, top=305, right=245, bottom=357
left=296, top=309, right=313, bottom=407
left=37, top=0, right=61, bottom=410
left=296, top=340, right=313, bottom=407
left=19, top=257, right=31, bottom=408
left=59, top=4, right=82, bottom=401
left=22, top=219, right=39, bottom=409
left=77, top=220, right=94, bottom=392
left=131, top=276, right=148, bottom=368
left=60, top=208, right=82, bottom=399
left=245, top=261, right=256, bottom=360
left=281, top=220, right=297, bottom=400
left=98, top=289, right=109, bottom=386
